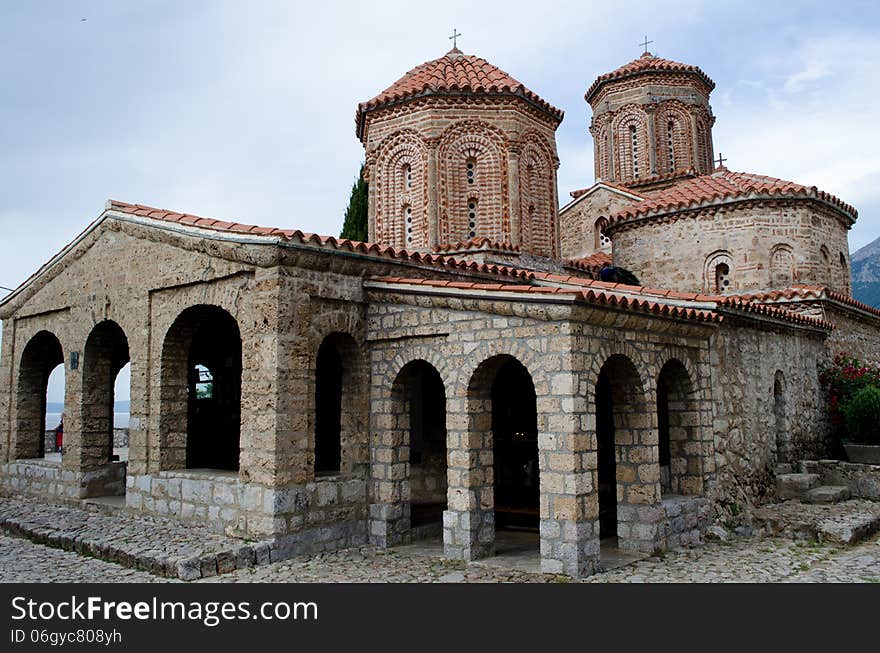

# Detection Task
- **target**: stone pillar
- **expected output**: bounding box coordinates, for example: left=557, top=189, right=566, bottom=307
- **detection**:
left=538, top=368, right=599, bottom=577
left=507, top=143, right=522, bottom=246
left=0, top=319, right=14, bottom=463
left=368, top=370, right=410, bottom=547
left=607, top=123, right=616, bottom=181
left=443, top=394, right=493, bottom=560
left=425, top=139, right=440, bottom=249
left=689, top=109, right=701, bottom=172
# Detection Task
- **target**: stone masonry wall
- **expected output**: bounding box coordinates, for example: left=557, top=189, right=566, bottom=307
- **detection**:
left=610, top=201, right=852, bottom=296
left=559, top=186, right=639, bottom=261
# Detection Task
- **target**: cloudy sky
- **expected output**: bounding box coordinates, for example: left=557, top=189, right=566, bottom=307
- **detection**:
left=2, top=0, right=879, bottom=401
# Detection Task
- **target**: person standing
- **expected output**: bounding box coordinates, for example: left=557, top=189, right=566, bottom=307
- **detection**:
left=54, top=414, right=64, bottom=454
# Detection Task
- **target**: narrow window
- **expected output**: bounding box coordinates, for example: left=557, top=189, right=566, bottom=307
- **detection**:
left=630, top=125, right=639, bottom=178
left=403, top=164, right=412, bottom=190
left=667, top=120, right=675, bottom=171
left=715, top=263, right=731, bottom=293
left=466, top=158, right=476, bottom=185
left=404, top=204, right=413, bottom=246
left=468, top=200, right=477, bottom=239
left=839, top=252, right=847, bottom=269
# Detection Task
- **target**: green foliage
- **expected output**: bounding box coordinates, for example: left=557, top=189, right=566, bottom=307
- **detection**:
left=819, top=353, right=880, bottom=440
left=841, top=385, right=880, bottom=444
left=340, top=164, right=369, bottom=242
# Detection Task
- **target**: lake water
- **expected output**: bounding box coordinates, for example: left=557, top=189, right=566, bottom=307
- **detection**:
left=46, top=413, right=130, bottom=429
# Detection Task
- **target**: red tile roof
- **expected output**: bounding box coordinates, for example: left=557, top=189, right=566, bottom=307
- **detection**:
left=369, top=276, right=721, bottom=324
left=564, top=252, right=612, bottom=274
left=586, top=52, right=715, bottom=103
left=725, top=285, right=880, bottom=321
left=606, top=168, right=858, bottom=231
left=356, top=48, right=563, bottom=138
left=105, top=200, right=535, bottom=281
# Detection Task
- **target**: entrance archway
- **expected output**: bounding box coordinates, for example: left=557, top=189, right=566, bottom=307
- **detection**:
left=160, top=305, right=242, bottom=472
left=393, top=360, right=447, bottom=533
left=16, top=331, right=64, bottom=459
left=657, top=359, right=703, bottom=496
left=82, top=321, right=130, bottom=467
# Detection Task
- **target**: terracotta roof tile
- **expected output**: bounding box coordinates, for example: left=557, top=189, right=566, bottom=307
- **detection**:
left=356, top=49, right=563, bottom=138
left=586, top=52, right=715, bottom=103
left=564, top=252, right=612, bottom=274
left=105, top=200, right=537, bottom=282
left=432, top=237, right=521, bottom=254
left=606, top=168, right=858, bottom=231
left=726, top=285, right=880, bottom=321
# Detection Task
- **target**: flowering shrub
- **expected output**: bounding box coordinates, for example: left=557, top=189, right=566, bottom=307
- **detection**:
left=819, top=353, right=880, bottom=441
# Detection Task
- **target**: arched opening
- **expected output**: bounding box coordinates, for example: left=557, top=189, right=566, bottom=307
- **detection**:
left=774, top=371, right=790, bottom=464
left=657, top=359, right=703, bottom=496
left=715, top=263, right=731, bottom=293
left=770, top=245, right=794, bottom=288
left=491, top=358, right=539, bottom=532
left=160, top=305, right=242, bottom=472
left=392, top=360, right=447, bottom=535
left=82, top=321, right=130, bottom=468
left=596, top=354, right=657, bottom=549
left=315, top=333, right=360, bottom=475
left=16, top=331, right=64, bottom=460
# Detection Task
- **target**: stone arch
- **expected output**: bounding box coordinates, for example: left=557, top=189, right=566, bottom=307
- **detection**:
left=81, top=320, right=130, bottom=471
left=654, top=102, right=693, bottom=175
left=656, top=358, right=703, bottom=496
left=591, top=350, right=660, bottom=552
left=374, top=130, right=429, bottom=249
left=611, top=105, right=649, bottom=182
left=773, top=371, right=791, bottom=464
left=770, top=243, right=795, bottom=288
left=438, top=120, right=509, bottom=244
left=705, top=250, right=733, bottom=294
left=393, top=359, right=448, bottom=534
left=518, top=131, right=557, bottom=257
left=467, top=354, right=539, bottom=534
left=591, top=117, right=611, bottom=180
left=15, top=330, right=64, bottom=459
left=159, top=304, right=242, bottom=472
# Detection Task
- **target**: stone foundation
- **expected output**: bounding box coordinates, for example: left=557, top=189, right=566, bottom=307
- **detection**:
left=801, top=460, right=880, bottom=501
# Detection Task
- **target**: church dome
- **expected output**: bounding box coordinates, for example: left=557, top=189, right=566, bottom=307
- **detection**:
left=585, top=52, right=715, bottom=104
left=356, top=48, right=563, bottom=138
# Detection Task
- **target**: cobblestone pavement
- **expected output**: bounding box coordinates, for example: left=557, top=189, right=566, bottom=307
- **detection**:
left=6, top=530, right=879, bottom=583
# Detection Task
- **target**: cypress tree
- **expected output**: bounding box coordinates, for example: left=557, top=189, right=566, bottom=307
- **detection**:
left=340, top=164, right=369, bottom=242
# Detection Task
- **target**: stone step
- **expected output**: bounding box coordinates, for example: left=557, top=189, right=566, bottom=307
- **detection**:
left=0, top=496, right=274, bottom=580
left=803, top=485, right=851, bottom=505
left=776, top=473, right=821, bottom=500
left=753, top=499, right=880, bottom=545
left=774, top=463, right=794, bottom=476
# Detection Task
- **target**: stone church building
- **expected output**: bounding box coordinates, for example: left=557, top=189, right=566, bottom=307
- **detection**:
left=1, top=47, right=878, bottom=578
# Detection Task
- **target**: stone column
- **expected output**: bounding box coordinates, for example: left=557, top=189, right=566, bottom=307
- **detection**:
left=507, top=143, right=522, bottom=246
left=689, top=108, right=701, bottom=172
left=0, top=319, right=14, bottom=463
left=607, top=121, right=616, bottom=181
left=443, top=393, right=493, bottom=560
left=538, top=367, right=600, bottom=577
left=425, top=139, right=440, bottom=249
left=368, top=369, right=410, bottom=547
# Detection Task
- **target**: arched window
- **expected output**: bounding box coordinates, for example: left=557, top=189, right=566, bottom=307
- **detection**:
left=403, top=164, right=412, bottom=190
left=820, top=246, right=830, bottom=267
left=466, top=157, right=476, bottom=186
left=467, top=200, right=477, bottom=240
left=403, top=204, right=413, bottom=246
left=629, top=125, right=640, bottom=179
left=715, top=263, right=731, bottom=293
left=706, top=251, right=733, bottom=294
left=840, top=251, right=847, bottom=270
left=667, top=120, right=676, bottom=172
left=595, top=218, right=611, bottom=251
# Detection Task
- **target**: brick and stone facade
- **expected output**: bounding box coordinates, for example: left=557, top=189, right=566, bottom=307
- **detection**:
left=1, top=47, right=878, bottom=581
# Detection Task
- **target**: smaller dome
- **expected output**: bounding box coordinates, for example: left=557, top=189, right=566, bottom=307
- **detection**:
left=585, top=52, right=715, bottom=104
left=357, top=49, right=563, bottom=138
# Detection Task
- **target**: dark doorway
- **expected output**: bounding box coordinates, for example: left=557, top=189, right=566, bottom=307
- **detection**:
left=492, top=358, right=539, bottom=531
left=596, top=371, right=617, bottom=539
left=315, top=338, right=343, bottom=474
left=399, top=361, right=447, bottom=529
left=184, top=308, right=242, bottom=471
